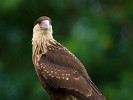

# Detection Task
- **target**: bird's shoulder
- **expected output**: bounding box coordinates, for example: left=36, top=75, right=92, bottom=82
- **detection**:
left=41, top=40, right=88, bottom=77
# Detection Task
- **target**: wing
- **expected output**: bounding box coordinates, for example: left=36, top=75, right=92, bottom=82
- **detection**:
left=38, top=46, right=105, bottom=100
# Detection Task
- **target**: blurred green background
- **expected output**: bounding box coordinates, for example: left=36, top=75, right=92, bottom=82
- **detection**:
left=0, top=0, right=133, bottom=100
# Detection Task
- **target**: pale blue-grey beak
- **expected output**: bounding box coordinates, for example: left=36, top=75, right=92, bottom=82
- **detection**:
left=40, top=20, right=50, bottom=29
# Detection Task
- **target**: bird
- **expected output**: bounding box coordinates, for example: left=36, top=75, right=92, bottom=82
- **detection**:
left=32, top=16, right=106, bottom=100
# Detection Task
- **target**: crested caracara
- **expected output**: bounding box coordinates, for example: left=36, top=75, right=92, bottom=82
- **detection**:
left=32, top=16, right=106, bottom=100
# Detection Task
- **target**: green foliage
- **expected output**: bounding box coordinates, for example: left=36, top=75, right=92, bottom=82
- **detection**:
left=0, top=0, right=133, bottom=100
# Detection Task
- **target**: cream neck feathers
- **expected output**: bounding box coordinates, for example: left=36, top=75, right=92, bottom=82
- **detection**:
left=32, top=24, right=54, bottom=65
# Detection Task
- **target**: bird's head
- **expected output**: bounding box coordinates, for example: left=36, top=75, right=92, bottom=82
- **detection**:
left=33, top=16, right=53, bottom=35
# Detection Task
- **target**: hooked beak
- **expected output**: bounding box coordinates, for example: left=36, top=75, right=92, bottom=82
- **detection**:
left=40, top=20, right=50, bottom=30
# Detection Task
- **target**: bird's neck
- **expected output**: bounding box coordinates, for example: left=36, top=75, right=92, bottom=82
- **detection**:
left=32, top=30, right=54, bottom=66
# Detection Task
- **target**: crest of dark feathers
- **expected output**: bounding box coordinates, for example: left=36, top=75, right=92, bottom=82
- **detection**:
left=34, top=16, right=52, bottom=25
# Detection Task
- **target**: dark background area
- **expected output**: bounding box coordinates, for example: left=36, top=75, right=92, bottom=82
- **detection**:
left=0, top=0, right=133, bottom=100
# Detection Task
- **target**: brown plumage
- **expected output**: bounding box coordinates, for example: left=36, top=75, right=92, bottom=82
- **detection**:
left=32, top=16, right=106, bottom=100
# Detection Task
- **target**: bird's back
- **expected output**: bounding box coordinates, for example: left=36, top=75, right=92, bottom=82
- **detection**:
left=35, top=41, right=105, bottom=100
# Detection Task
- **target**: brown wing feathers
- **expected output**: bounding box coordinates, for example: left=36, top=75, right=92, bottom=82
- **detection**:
left=38, top=43, right=105, bottom=100
left=39, top=54, right=92, bottom=97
